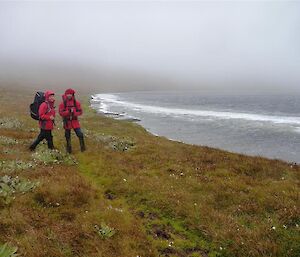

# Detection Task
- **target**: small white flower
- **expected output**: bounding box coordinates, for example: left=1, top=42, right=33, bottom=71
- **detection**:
left=272, top=226, right=276, bottom=230
left=123, top=178, right=127, bottom=182
left=283, top=225, right=287, bottom=229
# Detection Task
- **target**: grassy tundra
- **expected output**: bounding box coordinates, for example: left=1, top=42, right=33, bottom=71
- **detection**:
left=0, top=88, right=299, bottom=257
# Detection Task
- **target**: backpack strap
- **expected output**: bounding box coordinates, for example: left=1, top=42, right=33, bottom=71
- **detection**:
left=39, top=102, right=53, bottom=127
left=63, top=96, right=79, bottom=111
left=63, top=99, right=67, bottom=110
left=39, top=102, right=50, bottom=121
left=46, top=102, right=55, bottom=125
left=73, top=96, right=79, bottom=112
left=46, top=102, right=51, bottom=114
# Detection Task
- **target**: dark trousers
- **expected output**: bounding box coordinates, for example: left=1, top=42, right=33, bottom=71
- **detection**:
left=65, top=128, right=85, bottom=153
left=65, top=128, right=84, bottom=140
left=30, top=129, right=54, bottom=150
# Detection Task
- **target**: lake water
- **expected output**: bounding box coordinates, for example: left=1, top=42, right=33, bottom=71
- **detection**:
left=91, top=91, right=300, bottom=163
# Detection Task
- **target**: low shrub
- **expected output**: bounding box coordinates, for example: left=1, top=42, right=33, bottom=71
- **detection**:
left=0, top=243, right=18, bottom=257
left=0, top=136, right=18, bottom=146
left=0, top=175, right=39, bottom=204
left=0, top=160, right=35, bottom=172
left=32, top=147, right=77, bottom=166
left=95, top=134, right=135, bottom=151
left=94, top=222, right=116, bottom=239
left=0, top=117, right=22, bottom=130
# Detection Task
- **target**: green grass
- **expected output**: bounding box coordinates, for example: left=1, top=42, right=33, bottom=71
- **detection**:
left=0, top=88, right=299, bottom=257
left=0, top=243, right=18, bottom=257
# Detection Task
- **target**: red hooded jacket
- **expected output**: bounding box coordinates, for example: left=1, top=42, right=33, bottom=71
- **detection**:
left=59, top=89, right=82, bottom=129
left=39, top=90, right=56, bottom=130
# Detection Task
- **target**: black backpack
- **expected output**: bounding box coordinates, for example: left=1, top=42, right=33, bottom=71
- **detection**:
left=30, top=91, right=45, bottom=120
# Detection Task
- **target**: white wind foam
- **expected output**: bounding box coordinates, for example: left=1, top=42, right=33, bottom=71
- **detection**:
left=92, top=94, right=300, bottom=126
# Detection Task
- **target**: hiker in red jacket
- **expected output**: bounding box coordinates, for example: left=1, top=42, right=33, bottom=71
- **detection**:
left=29, top=90, right=56, bottom=150
left=59, top=88, right=86, bottom=153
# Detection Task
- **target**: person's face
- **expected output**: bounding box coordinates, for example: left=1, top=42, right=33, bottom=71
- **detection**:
left=48, top=94, right=55, bottom=102
left=67, top=94, right=73, bottom=100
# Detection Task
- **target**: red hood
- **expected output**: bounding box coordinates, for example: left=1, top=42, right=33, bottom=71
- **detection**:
left=62, top=88, right=76, bottom=101
left=45, top=90, right=55, bottom=103
left=64, top=88, right=75, bottom=96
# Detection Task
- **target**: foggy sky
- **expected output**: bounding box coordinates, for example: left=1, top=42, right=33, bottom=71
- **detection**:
left=0, top=1, right=299, bottom=93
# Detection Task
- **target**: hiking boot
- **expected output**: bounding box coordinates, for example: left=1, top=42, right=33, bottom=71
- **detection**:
left=79, top=137, right=86, bottom=152
left=66, top=139, right=72, bottom=153
left=47, top=139, right=55, bottom=150
left=29, top=144, right=36, bottom=151
left=29, top=140, right=39, bottom=151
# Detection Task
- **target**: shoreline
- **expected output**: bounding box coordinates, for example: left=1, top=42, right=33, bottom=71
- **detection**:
left=90, top=92, right=300, bottom=164
left=91, top=103, right=299, bottom=166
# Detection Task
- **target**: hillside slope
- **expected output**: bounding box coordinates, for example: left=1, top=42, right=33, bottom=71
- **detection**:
left=0, top=88, right=299, bottom=257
